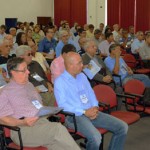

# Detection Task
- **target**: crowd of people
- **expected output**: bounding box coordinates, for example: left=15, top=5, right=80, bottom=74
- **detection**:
left=0, top=20, right=150, bottom=150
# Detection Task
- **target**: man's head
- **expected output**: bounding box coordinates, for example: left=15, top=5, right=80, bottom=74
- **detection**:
left=59, top=30, right=69, bottom=44
left=83, top=39, right=97, bottom=57
left=16, top=45, right=32, bottom=65
left=129, top=26, right=134, bottom=34
left=9, top=27, right=17, bottom=37
left=4, top=34, right=13, bottom=46
left=0, top=39, right=11, bottom=56
left=61, top=44, right=76, bottom=58
left=77, top=28, right=86, bottom=38
left=94, top=29, right=102, bottom=39
left=99, top=23, right=104, bottom=31
left=109, top=44, right=121, bottom=56
left=136, top=31, right=144, bottom=41
left=113, top=24, right=119, bottom=31
left=64, top=52, right=83, bottom=77
left=145, top=32, right=150, bottom=45
left=105, top=32, right=114, bottom=43
left=78, top=37, right=86, bottom=48
left=7, top=57, right=29, bottom=84
left=44, top=26, right=55, bottom=38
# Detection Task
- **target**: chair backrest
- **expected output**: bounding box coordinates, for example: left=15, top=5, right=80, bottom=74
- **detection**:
left=124, top=79, right=145, bottom=103
left=93, top=84, right=117, bottom=109
left=123, top=54, right=136, bottom=69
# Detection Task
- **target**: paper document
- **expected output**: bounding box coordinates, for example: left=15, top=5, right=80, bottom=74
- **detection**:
left=83, top=60, right=100, bottom=79
left=36, top=106, right=63, bottom=117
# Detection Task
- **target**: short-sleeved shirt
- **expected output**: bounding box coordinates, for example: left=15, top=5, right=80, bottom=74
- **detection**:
left=38, top=37, right=57, bottom=53
left=0, top=80, right=42, bottom=119
left=104, top=56, right=128, bottom=83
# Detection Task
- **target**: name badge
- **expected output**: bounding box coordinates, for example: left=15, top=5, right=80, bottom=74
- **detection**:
left=32, top=100, right=43, bottom=109
left=31, top=73, right=44, bottom=82
left=80, top=94, right=88, bottom=104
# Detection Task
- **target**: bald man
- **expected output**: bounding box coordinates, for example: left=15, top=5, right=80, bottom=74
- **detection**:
left=54, top=52, right=128, bottom=150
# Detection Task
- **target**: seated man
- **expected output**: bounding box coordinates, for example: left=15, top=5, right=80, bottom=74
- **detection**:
left=38, top=26, right=57, bottom=60
left=139, top=31, right=150, bottom=68
left=0, top=39, right=15, bottom=64
left=55, top=30, right=78, bottom=57
left=0, top=57, right=80, bottom=150
left=104, top=44, right=150, bottom=87
left=16, top=45, right=55, bottom=106
left=50, top=44, right=76, bottom=84
left=98, top=32, right=114, bottom=58
left=131, top=31, right=144, bottom=59
left=54, top=52, right=128, bottom=150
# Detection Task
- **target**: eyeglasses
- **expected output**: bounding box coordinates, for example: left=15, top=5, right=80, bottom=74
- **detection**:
left=13, top=68, right=28, bottom=73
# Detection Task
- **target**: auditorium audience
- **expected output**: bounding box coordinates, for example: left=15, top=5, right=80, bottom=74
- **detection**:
left=0, top=57, right=80, bottom=150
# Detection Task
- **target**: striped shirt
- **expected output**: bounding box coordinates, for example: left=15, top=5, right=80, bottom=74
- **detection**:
left=0, top=80, right=42, bottom=119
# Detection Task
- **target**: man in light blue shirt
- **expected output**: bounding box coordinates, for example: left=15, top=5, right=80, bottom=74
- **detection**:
left=55, top=30, right=78, bottom=57
left=54, top=52, right=128, bottom=150
left=104, top=44, right=150, bottom=87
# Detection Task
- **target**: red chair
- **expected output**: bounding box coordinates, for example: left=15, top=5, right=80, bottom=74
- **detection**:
left=123, top=54, right=150, bottom=75
left=54, top=102, right=107, bottom=150
left=0, top=125, right=47, bottom=150
left=93, top=84, right=140, bottom=125
left=123, top=79, right=150, bottom=115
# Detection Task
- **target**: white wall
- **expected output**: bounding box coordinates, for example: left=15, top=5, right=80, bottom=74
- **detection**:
left=0, top=0, right=54, bottom=25
left=87, top=0, right=106, bottom=28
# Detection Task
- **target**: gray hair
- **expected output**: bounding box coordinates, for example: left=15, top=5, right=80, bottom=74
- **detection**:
left=136, top=31, right=143, bottom=37
left=83, top=38, right=95, bottom=51
left=16, top=45, right=31, bottom=57
left=59, top=30, right=68, bottom=38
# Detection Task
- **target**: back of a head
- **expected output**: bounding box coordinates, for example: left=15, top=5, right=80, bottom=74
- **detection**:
left=61, top=44, right=76, bottom=54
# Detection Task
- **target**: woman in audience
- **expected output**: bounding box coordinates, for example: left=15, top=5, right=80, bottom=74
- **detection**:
left=16, top=32, right=28, bottom=46
left=32, top=25, right=42, bottom=45
left=26, top=28, right=34, bottom=43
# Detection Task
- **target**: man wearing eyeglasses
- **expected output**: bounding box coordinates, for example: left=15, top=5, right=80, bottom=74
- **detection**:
left=16, top=45, right=56, bottom=106
left=0, top=57, right=81, bottom=150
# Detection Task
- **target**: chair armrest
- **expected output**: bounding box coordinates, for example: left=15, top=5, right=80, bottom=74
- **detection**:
left=0, top=124, right=23, bottom=150
left=124, top=92, right=144, bottom=98
left=59, top=110, right=77, bottom=134
left=98, top=101, right=111, bottom=113
left=116, top=93, right=136, bottom=99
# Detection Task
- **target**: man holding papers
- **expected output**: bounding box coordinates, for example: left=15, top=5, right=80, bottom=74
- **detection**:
left=0, top=57, right=80, bottom=150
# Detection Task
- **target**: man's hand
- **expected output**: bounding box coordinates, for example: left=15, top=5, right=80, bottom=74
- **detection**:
left=102, top=75, right=112, bottom=83
left=127, top=67, right=133, bottom=75
left=23, top=117, right=39, bottom=126
left=84, top=107, right=99, bottom=120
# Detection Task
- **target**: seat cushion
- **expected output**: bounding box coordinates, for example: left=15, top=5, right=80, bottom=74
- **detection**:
left=111, top=111, right=140, bottom=125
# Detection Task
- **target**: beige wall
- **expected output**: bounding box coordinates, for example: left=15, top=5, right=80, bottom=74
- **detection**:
left=0, top=0, right=106, bottom=28
left=0, top=0, right=54, bottom=25
left=87, top=0, right=106, bottom=28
